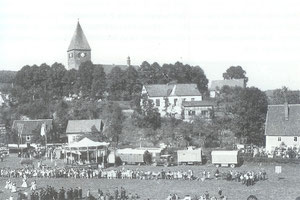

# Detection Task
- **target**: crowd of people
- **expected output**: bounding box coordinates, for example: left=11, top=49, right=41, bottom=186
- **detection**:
left=0, top=166, right=267, bottom=186
left=5, top=184, right=140, bottom=200
left=166, top=188, right=227, bottom=200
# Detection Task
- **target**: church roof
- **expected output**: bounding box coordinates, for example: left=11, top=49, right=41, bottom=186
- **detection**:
left=67, top=21, right=91, bottom=51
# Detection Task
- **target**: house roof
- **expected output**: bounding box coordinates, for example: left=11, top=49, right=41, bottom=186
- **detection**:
left=66, top=119, right=103, bottom=134
left=182, top=100, right=215, bottom=107
left=210, top=79, right=245, bottom=91
left=12, top=119, right=53, bottom=136
left=265, top=104, right=300, bottom=136
left=144, top=84, right=201, bottom=97
left=67, top=21, right=91, bottom=51
left=94, top=64, right=139, bottom=75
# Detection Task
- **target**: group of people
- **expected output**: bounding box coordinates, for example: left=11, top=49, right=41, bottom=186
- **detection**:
left=213, top=169, right=267, bottom=186
left=4, top=177, right=37, bottom=193
left=0, top=166, right=267, bottom=185
left=166, top=189, right=227, bottom=200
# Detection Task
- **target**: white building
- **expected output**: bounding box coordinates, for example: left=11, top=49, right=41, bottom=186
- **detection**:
left=141, top=84, right=202, bottom=119
left=182, top=101, right=215, bottom=121
left=66, top=119, right=105, bottom=144
left=265, top=104, right=300, bottom=152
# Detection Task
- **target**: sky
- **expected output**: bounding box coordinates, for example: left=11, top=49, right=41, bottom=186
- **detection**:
left=0, top=0, right=300, bottom=91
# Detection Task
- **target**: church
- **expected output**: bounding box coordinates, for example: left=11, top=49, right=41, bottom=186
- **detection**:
left=67, top=21, right=138, bottom=73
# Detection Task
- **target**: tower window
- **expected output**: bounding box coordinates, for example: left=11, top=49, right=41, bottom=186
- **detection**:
left=294, top=137, right=297, bottom=142
left=69, top=53, right=73, bottom=58
left=174, top=99, right=178, bottom=106
left=278, top=137, right=281, bottom=141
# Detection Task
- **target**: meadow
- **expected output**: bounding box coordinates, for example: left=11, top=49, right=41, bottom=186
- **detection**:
left=0, top=155, right=300, bottom=200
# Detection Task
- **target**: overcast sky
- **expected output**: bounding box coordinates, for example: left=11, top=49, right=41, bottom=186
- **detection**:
left=0, top=0, right=300, bottom=90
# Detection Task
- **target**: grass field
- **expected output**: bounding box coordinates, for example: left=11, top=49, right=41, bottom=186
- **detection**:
left=0, top=155, right=300, bottom=200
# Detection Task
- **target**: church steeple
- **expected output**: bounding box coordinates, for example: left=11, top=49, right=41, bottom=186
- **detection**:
left=67, top=21, right=91, bottom=70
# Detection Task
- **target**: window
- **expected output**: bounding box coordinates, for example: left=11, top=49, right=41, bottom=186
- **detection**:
left=201, top=110, right=208, bottom=117
left=278, top=137, right=281, bottom=142
left=174, top=98, right=177, bottom=106
left=188, top=110, right=195, bottom=116
left=191, top=98, right=195, bottom=101
left=156, top=99, right=160, bottom=107
left=294, top=137, right=298, bottom=142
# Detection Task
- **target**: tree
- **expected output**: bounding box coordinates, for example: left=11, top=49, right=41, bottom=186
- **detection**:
left=270, top=87, right=300, bottom=105
left=231, top=87, right=268, bottom=145
left=123, top=66, right=142, bottom=100
left=107, top=103, right=123, bottom=146
left=107, top=66, right=125, bottom=100
left=223, top=66, right=248, bottom=84
left=77, top=61, right=94, bottom=97
left=49, top=63, right=67, bottom=98
left=138, top=61, right=163, bottom=84
left=91, top=66, right=106, bottom=100
left=190, top=66, right=209, bottom=94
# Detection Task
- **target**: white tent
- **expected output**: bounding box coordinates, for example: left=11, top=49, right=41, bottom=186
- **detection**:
left=64, top=137, right=109, bottom=164
left=68, top=137, right=109, bottom=148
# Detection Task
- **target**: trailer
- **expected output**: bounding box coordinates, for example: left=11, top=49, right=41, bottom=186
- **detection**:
left=211, top=150, right=241, bottom=168
left=116, top=148, right=146, bottom=165
left=177, top=147, right=202, bottom=165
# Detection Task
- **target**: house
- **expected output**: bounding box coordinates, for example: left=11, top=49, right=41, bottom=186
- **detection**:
left=182, top=100, right=215, bottom=121
left=265, top=104, right=300, bottom=152
left=65, top=119, right=105, bottom=144
left=12, top=119, right=53, bottom=143
left=209, top=79, right=245, bottom=98
left=141, top=83, right=202, bottom=119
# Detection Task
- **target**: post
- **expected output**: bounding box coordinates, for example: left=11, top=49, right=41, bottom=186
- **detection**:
left=87, top=147, right=89, bottom=163
left=96, top=147, right=98, bottom=163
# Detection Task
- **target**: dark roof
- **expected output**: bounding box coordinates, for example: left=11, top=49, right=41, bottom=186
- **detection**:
left=67, top=22, right=91, bottom=51
left=182, top=100, right=215, bottom=107
left=144, top=84, right=201, bottom=97
left=210, top=79, right=245, bottom=90
left=66, top=119, right=104, bottom=134
left=265, top=104, right=300, bottom=136
left=12, top=119, right=53, bottom=136
left=94, top=64, right=139, bottom=75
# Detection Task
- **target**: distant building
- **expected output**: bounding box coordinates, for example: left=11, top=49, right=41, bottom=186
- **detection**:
left=209, top=79, right=245, bottom=98
left=182, top=100, right=215, bottom=121
left=12, top=119, right=53, bottom=144
left=265, top=104, right=300, bottom=152
left=67, top=21, right=138, bottom=72
left=141, top=83, right=203, bottom=119
left=66, top=119, right=105, bottom=144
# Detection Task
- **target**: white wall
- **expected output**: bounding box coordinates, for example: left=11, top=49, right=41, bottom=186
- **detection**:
left=266, top=135, right=300, bottom=152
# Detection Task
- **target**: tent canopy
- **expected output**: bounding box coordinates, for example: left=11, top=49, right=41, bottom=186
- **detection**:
left=68, top=137, right=109, bottom=148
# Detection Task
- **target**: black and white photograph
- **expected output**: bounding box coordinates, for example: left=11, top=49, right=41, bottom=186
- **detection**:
left=0, top=0, right=300, bottom=199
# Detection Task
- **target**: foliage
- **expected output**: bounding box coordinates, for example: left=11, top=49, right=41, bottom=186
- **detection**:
left=269, top=87, right=300, bottom=105
left=223, top=66, right=248, bottom=85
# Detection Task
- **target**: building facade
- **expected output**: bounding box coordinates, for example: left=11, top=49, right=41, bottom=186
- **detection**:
left=265, top=104, right=300, bottom=152
left=182, top=101, right=215, bottom=121
left=141, top=84, right=203, bottom=119
left=66, top=119, right=105, bottom=144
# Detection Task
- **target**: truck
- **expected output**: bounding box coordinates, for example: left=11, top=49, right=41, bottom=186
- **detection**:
left=154, top=154, right=176, bottom=167
left=177, top=147, right=202, bottom=165
left=211, top=150, right=241, bottom=168
left=116, top=148, right=146, bottom=165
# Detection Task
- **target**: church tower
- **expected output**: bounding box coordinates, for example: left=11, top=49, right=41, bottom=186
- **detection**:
left=67, top=21, right=91, bottom=70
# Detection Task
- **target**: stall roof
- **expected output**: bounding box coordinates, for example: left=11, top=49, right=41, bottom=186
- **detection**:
left=68, top=137, right=109, bottom=148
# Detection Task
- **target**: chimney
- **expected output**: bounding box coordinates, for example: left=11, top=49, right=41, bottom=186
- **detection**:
left=283, top=87, right=289, bottom=120
left=127, top=56, right=131, bottom=66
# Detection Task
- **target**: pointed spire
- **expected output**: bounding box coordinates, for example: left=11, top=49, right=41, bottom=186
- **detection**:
left=67, top=21, right=91, bottom=51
